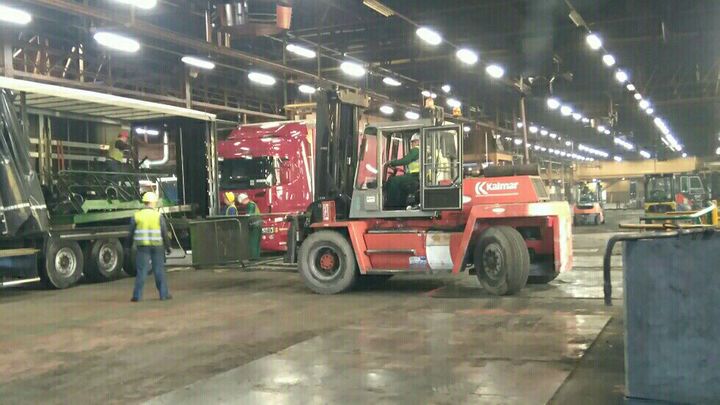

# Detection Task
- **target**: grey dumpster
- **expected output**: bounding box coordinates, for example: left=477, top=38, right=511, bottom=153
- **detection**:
left=621, top=230, right=720, bottom=403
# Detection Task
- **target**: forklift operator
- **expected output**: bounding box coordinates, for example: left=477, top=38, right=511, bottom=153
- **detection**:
left=385, top=133, right=420, bottom=208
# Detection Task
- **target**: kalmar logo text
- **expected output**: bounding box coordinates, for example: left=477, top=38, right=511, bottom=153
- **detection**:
left=475, top=181, right=520, bottom=196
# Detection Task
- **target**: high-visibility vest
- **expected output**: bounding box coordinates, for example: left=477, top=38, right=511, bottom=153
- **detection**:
left=133, top=208, right=163, bottom=246
left=225, top=205, right=238, bottom=216
left=108, top=143, right=125, bottom=162
left=408, top=157, right=420, bottom=174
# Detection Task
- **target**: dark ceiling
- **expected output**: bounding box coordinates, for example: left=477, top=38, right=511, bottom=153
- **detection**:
left=8, top=0, right=720, bottom=158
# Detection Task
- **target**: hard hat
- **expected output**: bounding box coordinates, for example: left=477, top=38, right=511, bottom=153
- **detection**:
left=142, top=192, right=159, bottom=203
left=237, top=193, right=249, bottom=201
left=118, top=130, right=129, bottom=139
left=224, top=191, right=235, bottom=203
left=411, top=133, right=420, bottom=142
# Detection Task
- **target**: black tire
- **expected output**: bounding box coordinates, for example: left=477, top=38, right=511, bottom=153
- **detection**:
left=594, top=214, right=601, bottom=225
left=41, top=238, right=84, bottom=289
left=123, top=245, right=138, bottom=276
left=297, top=230, right=358, bottom=294
left=473, top=226, right=530, bottom=296
left=85, top=239, right=124, bottom=282
left=528, top=272, right=559, bottom=284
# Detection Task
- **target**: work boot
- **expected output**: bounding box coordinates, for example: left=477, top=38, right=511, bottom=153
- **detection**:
left=161, top=294, right=173, bottom=301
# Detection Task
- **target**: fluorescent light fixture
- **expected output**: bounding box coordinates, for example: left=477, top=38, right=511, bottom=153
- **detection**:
left=456, top=48, right=479, bottom=65
left=614, top=137, right=635, bottom=151
left=572, top=112, right=582, bottom=121
left=534, top=145, right=541, bottom=151
left=0, top=5, right=32, bottom=25
left=561, top=152, right=567, bottom=157
left=421, top=90, right=431, bottom=98
left=383, top=77, right=402, bottom=87
left=248, top=71, right=276, bottom=86
left=615, top=70, right=629, bottom=83
left=549, top=133, right=558, bottom=139
left=578, top=144, right=609, bottom=158
left=528, top=125, right=539, bottom=134
left=604, top=129, right=611, bottom=135
left=405, top=111, right=420, bottom=120
left=541, top=147, right=547, bottom=152
left=638, top=99, right=651, bottom=110
left=379, top=105, right=394, bottom=115
left=682, top=152, right=688, bottom=158
left=516, top=122, right=524, bottom=129
left=613, top=156, right=622, bottom=162
left=560, top=105, right=573, bottom=116
left=446, top=98, right=461, bottom=108
left=586, top=33, right=603, bottom=50
left=363, top=0, right=395, bottom=17
left=298, top=84, right=316, bottom=94
left=181, top=56, right=215, bottom=70
left=463, top=126, right=472, bottom=133
left=441, top=84, right=451, bottom=93
left=633, top=93, right=642, bottom=101
left=645, top=108, right=654, bottom=115
left=602, top=54, right=616, bottom=67
left=654, top=117, right=670, bottom=135
left=626, top=84, right=636, bottom=92
left=540, top=129, right=549, bottom=136
left=514, top=138, right=523, bottom=145
left=113, top=0, right=157, bottom=9
left=597, top=125, right=606, bottom=133
left=485, top=64, right=505, bottom=79
left=340, top=61, right=366, bottom=77
left=93, top=32, right=140, bottom=53
left=565, top=140, right=572, bottom=146
left=286, top=43, right=316, bottom=59
left=135, top=128, right=159, bottom=136
left=582, top=117, right=590, bottom=124
left=639, top=150, right=651, bottom=159
left=547, top=98, right=561, bottom=110
left=416, top=27, right=442, bottom=45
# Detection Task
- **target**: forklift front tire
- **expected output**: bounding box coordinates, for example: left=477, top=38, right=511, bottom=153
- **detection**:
left=473, top=226, right=530, bottom=296
left=298, top=230, right=358, bottom=294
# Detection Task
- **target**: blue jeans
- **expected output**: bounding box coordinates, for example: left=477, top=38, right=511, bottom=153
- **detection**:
left=132, top=246, right=170, bottom=300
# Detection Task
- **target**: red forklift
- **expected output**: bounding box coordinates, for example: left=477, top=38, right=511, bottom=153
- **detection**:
left=286, top=91, right=572, bottom=296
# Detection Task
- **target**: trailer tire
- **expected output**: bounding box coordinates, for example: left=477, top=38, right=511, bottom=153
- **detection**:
left=298, top=230, right=358, bottom=294
left=474, top=226, right=529, bottom=296
left=86, top=239, right=124, bottom=281
left=123, top=245, right=137, bottom=276
left=594, top=214, right=601, bottom=225
left=41, top=238, right=84, bottom=289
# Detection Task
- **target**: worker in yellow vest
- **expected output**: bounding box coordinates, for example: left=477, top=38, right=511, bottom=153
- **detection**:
left=129, top=192, right=172, bottom=302
left=223, top=191, right=238, bottom=216
left=108, top=130, right=131, bottom=172
left=385, top=133, right=420, bottom=208
left=238, top=193, right=261, bottom=260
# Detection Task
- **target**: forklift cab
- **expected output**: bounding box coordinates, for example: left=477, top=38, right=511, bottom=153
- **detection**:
left=350, top=120, right=463, bottom=218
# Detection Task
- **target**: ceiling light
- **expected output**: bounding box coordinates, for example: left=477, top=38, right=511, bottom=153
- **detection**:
left=615, top=70, right=629, bottom=83
left=682, top=152, right=688, bottom=158
left=614, top=137, right=635, bottom=151
left=379, top=105, right=394, bottom=115
left=654, top=117, right=670, bottom=135
left=560, top=105, right=573, bottom=116
left=112, top=0, right=157, bottom=9
left=248, top=71, right=276, bottom=86
left=340, top=61, right=366, bottom=77
left=416, top=27, right=442, bottom=46
left=613, top=156, right=622, bottom=162
left=534, top=145, right=541, bottom=151
left=181, top=56, right=215, bottom=70
left=582, top=117, right=590, bottom=124
left=383, top=77, right=402, bottom=87
left=540, top=129, right=549, bottom=136
left=405, top=111, right=420, bottom=120
left=446, top=98, right=461, bottom=108
left=421, top=90, right=431, bottom=98
left=604, top=129, right=611, bottom=135
left=572, top=112, right=582, bottom=121
left=516, top=122, right=524, bottom=129
left=529, top=125, right=538, bottom=134
left=0, top=5, right=32, bottom=25
left=514, top=138, right=523, bottom=145
left=541, top=147, right=547, bottom=152
left=640, top=150, right=651, bottom=159
left=547, top=98, right=561, bottom=110
left=602, top=54, right=616, bottom=67
left=456, top=48, right=479, bottom=65
left=626, top=84, right=636, bottom=92
left=362, top=0, right=395, bottom=17
left=298, top=84, right=317, bottom=94
left=463, top=126, right=472, bottom=133
left=549, top=133, right=558, bottom=139
left=286, top=44, right=316, bottom=59
left=565, top=140, right=572, bottom=146
left=638, top=99, right=650, bottom=110
left=645, top=108, right=654, bottom=115
left=93, top=31, right=140, bottom=53
left=430, top=92, right=437, bottom=99
left=441, top=84, right=451, bottom=93
left=485, top=64, right=505, bottom=79
left=586, top=33, right=603, bottom=50
left=634, top=93, right=642, bottom=101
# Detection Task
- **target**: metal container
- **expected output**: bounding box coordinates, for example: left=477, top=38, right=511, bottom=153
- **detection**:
left=622, top=230, right=720, bottom=403
left=189, top=217, right=249, bottom=267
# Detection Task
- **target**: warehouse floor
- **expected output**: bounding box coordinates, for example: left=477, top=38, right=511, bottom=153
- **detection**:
left=0, top=211, right=638, bottom=405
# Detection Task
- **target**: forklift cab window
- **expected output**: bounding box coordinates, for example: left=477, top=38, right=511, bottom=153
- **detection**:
left=423, top=129, right=460, bottom=187
left=690, top=176, right=703, bottom=191
left=646, top=176, right=673, bottom=202
left=356, top=130, right=378, bottom=190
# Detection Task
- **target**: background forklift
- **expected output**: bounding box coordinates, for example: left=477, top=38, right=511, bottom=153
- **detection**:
left=286, top=90, right=572, bottom=296
left=644, top=173, right=708, bottom=213
left=572, top=181, right=605, bottom=225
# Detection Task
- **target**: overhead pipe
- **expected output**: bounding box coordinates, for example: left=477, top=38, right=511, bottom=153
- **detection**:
left=145, top=131, right=169, bottom=167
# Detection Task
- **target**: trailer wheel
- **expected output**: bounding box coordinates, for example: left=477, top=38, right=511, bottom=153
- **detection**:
left=474, top=226, right=529, bottom=296
left=594, top=214, right=601, bottom=225
left=86, top=239, right=124, bottom=281
left=298, top=231, right=358, bottom=294
left=123, top=245, right=137, bottom=276
left=41, top=238, right=84, bottom=289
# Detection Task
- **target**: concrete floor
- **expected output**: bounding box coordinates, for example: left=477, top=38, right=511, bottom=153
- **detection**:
left=0, top=210, right=638, bottom=405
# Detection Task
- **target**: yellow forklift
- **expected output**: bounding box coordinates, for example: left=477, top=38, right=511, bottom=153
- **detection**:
left=643, top=173, right=708, bottom=213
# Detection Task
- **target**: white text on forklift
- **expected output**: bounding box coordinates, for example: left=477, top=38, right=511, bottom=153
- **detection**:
left=475, top=181, right=519, bottom=196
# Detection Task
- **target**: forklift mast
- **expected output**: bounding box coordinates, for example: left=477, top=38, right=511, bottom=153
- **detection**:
left=313, top=90, right=362, bottom=218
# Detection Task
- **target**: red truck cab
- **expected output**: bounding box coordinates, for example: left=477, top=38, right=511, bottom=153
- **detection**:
left=218, top=121, right=314, bottom=251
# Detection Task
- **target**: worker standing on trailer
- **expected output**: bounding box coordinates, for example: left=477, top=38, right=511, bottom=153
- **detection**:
left=385, top=133, right=421, bottom=208
left=129, top=192, right=172, bottom=302
left=223, top=191, right=238, bottom=216
left=108, top=130, right=132, bottom=172
left=238, top=193, right=261, bottom=260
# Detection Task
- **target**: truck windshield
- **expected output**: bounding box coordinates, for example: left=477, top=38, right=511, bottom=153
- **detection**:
left=646, top=176, right=673, bottom=202
left=219, top=157, right=278, bottom=190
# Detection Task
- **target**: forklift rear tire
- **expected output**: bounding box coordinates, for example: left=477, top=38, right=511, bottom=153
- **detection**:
left=298, top=230, right=358, bottom=294
left=41, top=238, right=84, bottom=289
left=474, top=226, right=530, bottom=296
left=85, top=239, right=124, bottom=282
